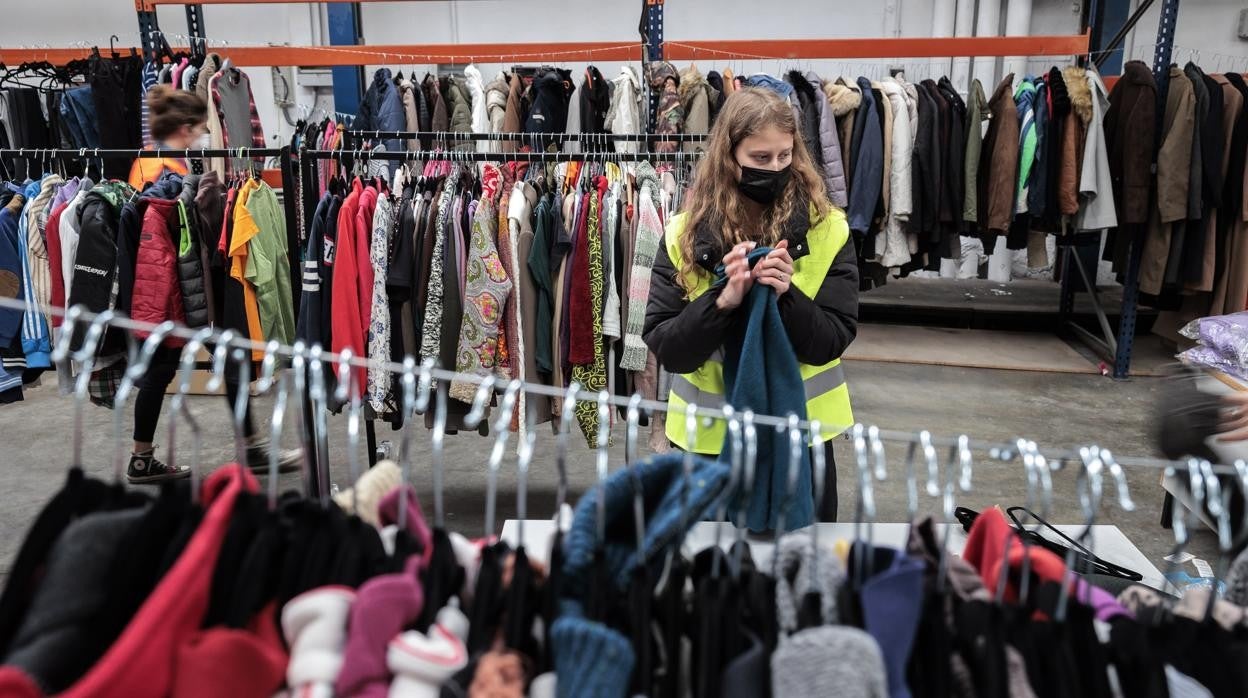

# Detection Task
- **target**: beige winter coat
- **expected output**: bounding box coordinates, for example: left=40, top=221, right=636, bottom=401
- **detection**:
left=1140, top=67, right=1196, bottom=295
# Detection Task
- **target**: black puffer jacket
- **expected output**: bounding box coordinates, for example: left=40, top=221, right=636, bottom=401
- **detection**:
left=176, top=174, right=211, bottom=328
left=787, top=71, right=824, bottom=168
left=525, top=69, right=574, bottom=151
left=67, top=182, right=130, bottom=352
left=580, top=66, right=611, bottom=152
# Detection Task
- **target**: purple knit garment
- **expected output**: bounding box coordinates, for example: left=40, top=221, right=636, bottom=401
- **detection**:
left=334, top=555, right=424, bottom=698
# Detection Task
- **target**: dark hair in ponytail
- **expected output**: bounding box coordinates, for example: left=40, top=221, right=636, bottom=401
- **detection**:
left=147, top=84, right=208, bottom=142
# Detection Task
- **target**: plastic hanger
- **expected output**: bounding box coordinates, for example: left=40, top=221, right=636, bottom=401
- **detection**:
left=207, top=330, right=246, bottom=465
left=1198, top=460, right=1232, bottom=623
left=808, top=418, right=827, bottom=589
left=483, top=380, right=523, bottom=538
left=731, top=410, right=757, bottom=576
left=1055, top=447, right=1105, bottom=623
left=515, top=389, right=538, bottom=551
left=935, top=436, right=972, bottom=594
left=306, top=344, right=332, bottom=505
left=112, top=320, right=177, bottom=482
left=172, top=327, right=214, bottom=502
left=851, top=424, right=878, bottom=585
left=65, top=309, right=116, bottom=468
left=287, top=340, right=316, bottom=500
left=430, top=367, right=449, bottom=528
left=554, top=381, right=581, bottom=518
left=625, top=393, right=646, bottom=563
left=266, top=368, right=290, bottom=510
left=333, top=348, right=364, bottom=511
left=593, top=390, right=612, bottom=549
left=679, top=401, right=699, bottom=545
left=251, top=339, right=284, bottom=505
left=395, top=357, right=434, bottom=530
left=771, top=414, right=804, bottom=580
left=711, top=405, right=742, bottom=580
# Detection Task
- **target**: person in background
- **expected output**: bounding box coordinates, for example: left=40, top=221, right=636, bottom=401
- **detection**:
left=126, top=85, right=300, bottom=483
left=128, top=85, right=202, bottom=190
left=643, top=87, right=858, bottom=520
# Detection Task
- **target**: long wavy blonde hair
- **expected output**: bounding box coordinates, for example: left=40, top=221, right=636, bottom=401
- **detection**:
left=677, top=86, right=829, bottom=294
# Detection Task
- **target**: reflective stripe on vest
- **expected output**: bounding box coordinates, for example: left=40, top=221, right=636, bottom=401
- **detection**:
left=661, top=206, right=855, bottom=453
left=670, top=362, right=846, bottom=410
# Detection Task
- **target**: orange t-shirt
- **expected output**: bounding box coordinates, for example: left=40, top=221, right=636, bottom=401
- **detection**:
left=230, top=180, right=266, bottom=360
left=128, top=153, right=189, bottom=191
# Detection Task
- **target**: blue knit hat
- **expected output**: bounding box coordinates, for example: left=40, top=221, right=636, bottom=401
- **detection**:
left=550, top=452, right=729, bottom=697
left=561, top=451, right=731, bottom=597
left=550, top=613, right=635, bottom=698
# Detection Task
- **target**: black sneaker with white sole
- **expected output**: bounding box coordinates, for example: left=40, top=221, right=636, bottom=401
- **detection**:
left=244, top=436, right=303, bottom=475
left=127, top=450, right=191, bottom=484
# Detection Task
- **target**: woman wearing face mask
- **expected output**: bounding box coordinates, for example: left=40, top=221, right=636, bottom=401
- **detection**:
left=128, top=85, right=209, bottom=190
left=121, top=85, right=301, bottom=483
left=644, top=87, right=858, bottom=520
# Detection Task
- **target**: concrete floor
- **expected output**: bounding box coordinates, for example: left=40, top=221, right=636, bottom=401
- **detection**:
left=0, top=356, right=1221, bottom=583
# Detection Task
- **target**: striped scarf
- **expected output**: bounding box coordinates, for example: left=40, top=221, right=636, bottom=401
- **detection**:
left=620, top=162, right=663, bottom=371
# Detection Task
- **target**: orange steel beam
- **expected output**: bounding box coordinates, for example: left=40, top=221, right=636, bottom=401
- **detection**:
left=0, top=42, right=644, bottom=67
left=140, top=0, right=458, bottom=4
left=663, top=33, right=1091, bottom=60
left=0, top=33, right=1089, bottom=68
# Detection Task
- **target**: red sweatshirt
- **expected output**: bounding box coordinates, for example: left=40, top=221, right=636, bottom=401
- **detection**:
left=60, top=465, right=257, bottom=698
left=331, top=179, right=368, bottom=393
left=354, top=185, right=378, bottom=346
left=45, top=202, right=68, bottom=310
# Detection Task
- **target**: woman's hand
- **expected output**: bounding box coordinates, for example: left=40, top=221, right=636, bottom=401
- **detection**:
left=1220, top=392, right=1248, bottom=441
left=716, top=242, right=756, bottom=311
left=753, top=240, right=795, bottom=296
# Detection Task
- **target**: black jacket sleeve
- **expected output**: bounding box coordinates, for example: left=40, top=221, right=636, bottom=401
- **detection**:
left=643, top=243, right=737, bottom=374
left=776, top=238, right=859, bottom=365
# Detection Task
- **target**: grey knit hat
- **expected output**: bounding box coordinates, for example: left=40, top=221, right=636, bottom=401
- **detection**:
left=773, top=529, right=845, bottom=634
left=771, top=625, right=889, bottom=698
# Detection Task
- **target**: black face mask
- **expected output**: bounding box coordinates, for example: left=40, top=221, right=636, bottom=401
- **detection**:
left=736, top=164, right=792, bottom=205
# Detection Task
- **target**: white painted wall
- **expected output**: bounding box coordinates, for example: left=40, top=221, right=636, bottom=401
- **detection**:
left=3, top=0, right=1245, bottom=148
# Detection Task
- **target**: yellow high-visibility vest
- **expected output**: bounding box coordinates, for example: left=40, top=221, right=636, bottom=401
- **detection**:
left=663, top=208, right=854, bottom=453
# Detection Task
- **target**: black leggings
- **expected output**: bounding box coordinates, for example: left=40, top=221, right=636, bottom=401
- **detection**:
left=669, top=439, right=838, bottom=522
left=132, top=345, right=256, bottom=444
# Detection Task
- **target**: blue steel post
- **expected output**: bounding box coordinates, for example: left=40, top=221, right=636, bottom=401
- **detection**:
left=1112, top=0, right=1179, bottom=379
left=328, top=3, right=364, bottom=123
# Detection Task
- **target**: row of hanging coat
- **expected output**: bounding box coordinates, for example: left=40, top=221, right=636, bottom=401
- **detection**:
left=0, top=50, right=145, bottom=181
left=0, top=45, right=267, bottom=182
left=609, top=60, right=1114, bottom=281
left=295, top=149, right=685, bottom=449
left=0, top=348, right=1245, bottom=698
left=351, top=65, right=591, bottom=156
left=1138, top=61, right=1248, bottom=342
left=144, top=50, right=268, bottom=180
left=0, top=157, right=295, bottom=407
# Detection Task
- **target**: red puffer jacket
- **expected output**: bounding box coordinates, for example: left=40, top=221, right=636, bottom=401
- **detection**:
left=132, top=197, right=186, bottom=343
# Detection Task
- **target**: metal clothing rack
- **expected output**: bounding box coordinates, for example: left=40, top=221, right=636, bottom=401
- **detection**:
left=11, top=293, right=1248, bottom=546
left=0, top=147, right=287, bottom=160
left=295, top=143, right=693, bottom=463
left=342, top=131, right=709, bottom=144
left=300, top=148, right=695, bottom=163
